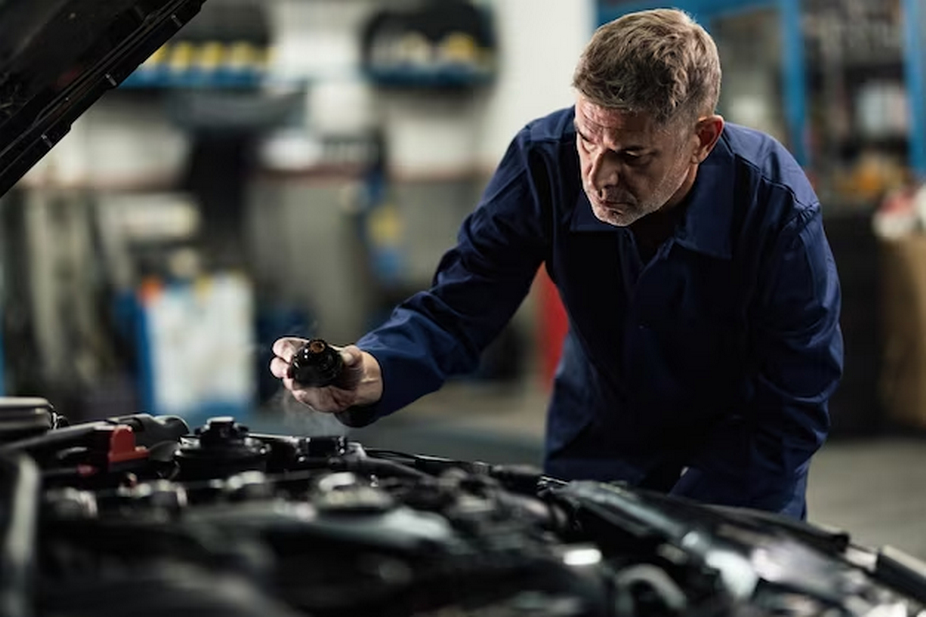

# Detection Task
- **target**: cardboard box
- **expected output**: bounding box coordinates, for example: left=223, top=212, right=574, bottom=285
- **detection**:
left=879, top=234, right=926, bottom=429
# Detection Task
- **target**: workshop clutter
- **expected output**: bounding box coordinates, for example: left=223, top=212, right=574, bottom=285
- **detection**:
left=126, top=0, right=270, bottom=88
left=873, top=184, right=926, bottom=429
left=130, top=40, right=269, bottom=88
left=360, top=1, right=496, bottom=86
left=135, top=273, right=256, bottom=425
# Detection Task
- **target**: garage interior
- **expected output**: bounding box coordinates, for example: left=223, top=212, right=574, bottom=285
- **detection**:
left=3, top=0, right=926, bottom=561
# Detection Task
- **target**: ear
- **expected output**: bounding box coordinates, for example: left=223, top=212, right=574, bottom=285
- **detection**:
left=691, top=115, right=724, bottom=164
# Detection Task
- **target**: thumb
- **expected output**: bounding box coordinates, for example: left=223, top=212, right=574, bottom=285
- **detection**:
left=340, top=347, right=361, bottom=366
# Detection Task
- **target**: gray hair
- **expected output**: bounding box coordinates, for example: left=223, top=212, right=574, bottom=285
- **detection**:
left=572, top=9, right=721, bottom=126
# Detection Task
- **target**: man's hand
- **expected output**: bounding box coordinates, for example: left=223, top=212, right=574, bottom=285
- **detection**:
left=270, top=337, right=383, bottom=412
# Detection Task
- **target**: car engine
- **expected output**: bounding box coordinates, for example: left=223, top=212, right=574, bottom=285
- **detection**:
left=2, top=400, right=926, bottom=617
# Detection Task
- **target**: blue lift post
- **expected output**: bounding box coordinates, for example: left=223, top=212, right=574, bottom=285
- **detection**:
left=902, top=0, right=926, bottom=179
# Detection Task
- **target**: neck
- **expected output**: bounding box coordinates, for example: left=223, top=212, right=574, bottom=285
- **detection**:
left=630, top=165, right=698, bottom=252
left=661, top=163, right=699, bottom=213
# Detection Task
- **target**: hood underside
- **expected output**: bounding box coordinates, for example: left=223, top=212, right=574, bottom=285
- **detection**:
left=0, top=0, right=206, bottom=197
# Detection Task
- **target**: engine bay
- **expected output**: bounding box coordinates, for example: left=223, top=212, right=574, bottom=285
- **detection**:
left=2, top=402, right=926, bottom=617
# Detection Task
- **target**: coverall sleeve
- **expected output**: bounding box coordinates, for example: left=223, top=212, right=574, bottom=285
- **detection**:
left=669, top=206, right=844, bottom=518
left=340, top=130, right=550, bottom=426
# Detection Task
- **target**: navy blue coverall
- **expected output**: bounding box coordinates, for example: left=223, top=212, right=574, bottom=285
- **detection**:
left=343, top=107, right=844, bottom=519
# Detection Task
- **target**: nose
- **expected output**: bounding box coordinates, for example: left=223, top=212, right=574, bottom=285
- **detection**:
left=587, top=150, right=619, bottom=193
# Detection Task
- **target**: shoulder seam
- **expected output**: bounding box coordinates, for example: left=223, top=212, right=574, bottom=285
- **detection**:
left=727, top=141, right=819, bottom=213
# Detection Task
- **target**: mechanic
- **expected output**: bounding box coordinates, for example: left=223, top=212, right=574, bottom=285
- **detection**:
left=271, top=8, right=843, bottom=519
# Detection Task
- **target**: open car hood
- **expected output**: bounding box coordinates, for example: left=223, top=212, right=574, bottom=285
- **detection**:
left=0, top=0, right=206, bottom=197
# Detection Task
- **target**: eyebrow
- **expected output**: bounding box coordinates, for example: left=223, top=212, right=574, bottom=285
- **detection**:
left=573, top=121, right=649, bottom=154
left=573, top=121, right=590, bottom=141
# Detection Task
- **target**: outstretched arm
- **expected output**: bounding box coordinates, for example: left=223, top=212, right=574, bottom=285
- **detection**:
left=272, top=125, right=553, bottom=425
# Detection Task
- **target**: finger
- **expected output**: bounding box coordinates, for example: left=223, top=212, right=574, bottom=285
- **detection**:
left=282, top=373, right=297, bottom=392
left=270, top=356, right=291, bottom=379
left=329, top=343, right=356, bottom=365
left=340, top=345, right=362, bottom=367
left=272, top=337, right=306, bottom=362
left=289, top=388, right=317, bottom=409
left=290, top=388, right=338, bottom=413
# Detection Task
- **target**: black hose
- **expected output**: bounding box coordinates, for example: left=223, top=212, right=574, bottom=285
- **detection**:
left=330, top=457, right=432, bottom=481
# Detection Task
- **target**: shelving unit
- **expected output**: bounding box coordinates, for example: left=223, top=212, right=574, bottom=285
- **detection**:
left=121, top=71, right=265, bottom=89
left=598, top=0, right=926, bottom=182
left=363, top=66, right=493, bottom=89
left=598, top=0, right=808, bottom=165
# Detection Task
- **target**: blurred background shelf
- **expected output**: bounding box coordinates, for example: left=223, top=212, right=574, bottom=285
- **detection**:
left=121, top=71, right=268, bottom=89
left=363, top=66, right=494, bottom=89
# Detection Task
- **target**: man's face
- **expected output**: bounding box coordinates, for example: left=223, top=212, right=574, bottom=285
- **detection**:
left=575, top=94, right=699, bottom=227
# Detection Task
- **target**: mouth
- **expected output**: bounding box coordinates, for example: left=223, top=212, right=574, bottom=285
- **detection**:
left=594, top=196, right=632, bottom=210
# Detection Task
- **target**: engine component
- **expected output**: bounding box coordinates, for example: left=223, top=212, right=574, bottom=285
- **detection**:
left=3, top=412, right=926, bottom=617
left=0, top=398, right=61, bottom=443
left=175, top=416, right=270, bottom=480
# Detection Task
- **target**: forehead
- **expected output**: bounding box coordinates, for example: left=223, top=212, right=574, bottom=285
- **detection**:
left=575, top=94, right=663, bottom=142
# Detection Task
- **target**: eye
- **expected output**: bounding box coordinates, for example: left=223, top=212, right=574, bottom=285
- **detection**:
left=577, top=133, right=599, bottom=156
left=621, top=152, right=647, bottom=167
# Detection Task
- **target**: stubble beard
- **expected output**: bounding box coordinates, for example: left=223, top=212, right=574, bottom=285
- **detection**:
left=586, top=175, right=681, bottom=227
left=585, top=156, right=692, bottom=228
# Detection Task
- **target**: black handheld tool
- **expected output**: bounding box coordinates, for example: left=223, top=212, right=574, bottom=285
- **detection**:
left=288, top=339, right=344, bottom=387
